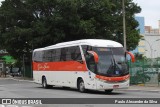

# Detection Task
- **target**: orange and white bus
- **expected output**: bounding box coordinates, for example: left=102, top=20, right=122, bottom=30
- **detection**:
left=32, top=39, right=135, bottom=93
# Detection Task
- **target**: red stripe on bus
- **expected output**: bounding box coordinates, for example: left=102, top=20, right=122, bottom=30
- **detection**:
left=95, top=74, right=130, bottom=82
left=32, top=61, right=88, bottom=71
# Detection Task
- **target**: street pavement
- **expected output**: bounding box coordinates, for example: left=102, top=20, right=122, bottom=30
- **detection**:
left=3, top=76, right=160, bottom=93
left=0, top=77, right=160, bottom=107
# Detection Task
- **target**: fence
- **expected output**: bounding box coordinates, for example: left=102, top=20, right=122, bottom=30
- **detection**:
left=20, top=58, right=160, bottom=84
left=129, top=58, right=160, bottom=86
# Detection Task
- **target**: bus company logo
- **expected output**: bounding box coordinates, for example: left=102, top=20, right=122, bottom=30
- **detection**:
left=2, top=99, right=11, bottom=104
left=38, top=63, right=50, bottom=70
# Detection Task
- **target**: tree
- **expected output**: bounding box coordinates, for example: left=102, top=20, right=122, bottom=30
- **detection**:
left=0, top=0, right=34, bottom=62
left=1, top=55, right=16, bottom=65
left=0, top=0, right=141, bottom=63
left=134, top=53, right=147, bottom=61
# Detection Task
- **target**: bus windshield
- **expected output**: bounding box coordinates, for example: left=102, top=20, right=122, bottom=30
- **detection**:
left=93, top=47, right=128, bottom=77
left=82, top=46, right=128, bottom=77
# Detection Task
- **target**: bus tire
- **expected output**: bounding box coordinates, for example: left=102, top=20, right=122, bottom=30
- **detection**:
left=78, top=79, right=86, bottom=93
left=104, top=89, right=113, bottom=93
left=42, top=77, right=52, bottom=89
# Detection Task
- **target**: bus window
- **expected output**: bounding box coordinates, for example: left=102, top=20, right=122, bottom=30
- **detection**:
left=81, top=45, right=92, bottom=55
left=54, top=48, right=61, bottom=61
left=59, top=46, right=82, bottom=61
left=51, top=49, right=56, bottom=61
left=70, top=46, right=82, bottom=61
left=85, top=53, right=97, bottom=73
left=82, top=45, right=97, bottom=72
left=60, top=48, right=67, bottom=61
left=43, top=50, right=52, bottom=62
left=33, top=51, right=44, bottom=62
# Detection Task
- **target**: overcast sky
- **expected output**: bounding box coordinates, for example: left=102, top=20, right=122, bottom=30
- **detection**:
left=0, top=0, right=160, bottom=28
left=133, top=0, right=160, bottom=28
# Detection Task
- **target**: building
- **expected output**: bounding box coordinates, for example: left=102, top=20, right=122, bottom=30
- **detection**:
left=133, top=17, right=160, bottom=58
left=145, top=26, right=160, bottom=34
left=143, top=20, right=160, bottom=58
left=135, top=17, right=145, bottom=34
left=132, top=16, right=145, bottom=55
left=144, top=34, right=160, bottom=58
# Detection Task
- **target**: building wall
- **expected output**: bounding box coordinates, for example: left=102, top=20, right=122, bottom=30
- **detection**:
left=145, top=26, right=159, bottom=34
left=134, top=16, right=160, bottom=58
left=159, top=20, right=160, bottom=34
left=133, top=17, right=145, bottom=55
left=135, top=17, right=145, bottom=34
left=144, top=34, right=160, bottom=58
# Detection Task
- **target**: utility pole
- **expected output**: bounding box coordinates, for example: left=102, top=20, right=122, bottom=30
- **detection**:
left=122, top=0, right=127, bottom=51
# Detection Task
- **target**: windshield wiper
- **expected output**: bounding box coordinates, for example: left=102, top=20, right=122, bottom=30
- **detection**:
left=110, top=48, right=116, bottom=71
left=110, top=48, right=122, bottom=75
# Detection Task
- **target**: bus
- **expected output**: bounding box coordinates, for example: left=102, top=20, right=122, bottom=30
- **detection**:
left=32, top=39, right=135, bottom=93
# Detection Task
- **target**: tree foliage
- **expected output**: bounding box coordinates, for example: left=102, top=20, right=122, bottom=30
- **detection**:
left=0, top=0, right=141, bottom=61
left=1, top=55, right=16, bottom=65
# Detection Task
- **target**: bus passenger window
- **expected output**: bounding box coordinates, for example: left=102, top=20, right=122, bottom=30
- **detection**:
left=60, top=48, right=66, bottom=61
left=55, top=48, right=61, bottom=61
left=70, top=46, right=82, bottom=61
left=33, top=51, right=43, bottom=62
left=51, top=50, right=56, bottom=62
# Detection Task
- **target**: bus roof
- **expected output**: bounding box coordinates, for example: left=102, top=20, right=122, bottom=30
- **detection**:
left=34, top=39, right=123, bottom=51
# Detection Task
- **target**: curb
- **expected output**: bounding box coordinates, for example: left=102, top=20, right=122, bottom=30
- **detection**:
left=119, top=88, right=160, bottom=93
left=0, top=77, right=33, bottom=83
left=11, top=78, right=34, bottom=83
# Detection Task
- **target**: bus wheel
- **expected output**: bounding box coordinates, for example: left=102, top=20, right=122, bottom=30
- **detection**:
left=78, top=79, right=86, bottom=93
left=42, top=77, right=52, bottom=89
left=105, top=89, right=113, bottom=93
left=42, top=77, right=47, bottom=88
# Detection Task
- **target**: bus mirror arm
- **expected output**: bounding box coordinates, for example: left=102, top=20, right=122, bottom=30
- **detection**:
left=126, top=51, right=135, bottom=63
left=87, top=51, right=99, bottom=64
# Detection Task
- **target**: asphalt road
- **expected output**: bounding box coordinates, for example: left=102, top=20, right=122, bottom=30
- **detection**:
left=0, top=78, right=160, bottom=107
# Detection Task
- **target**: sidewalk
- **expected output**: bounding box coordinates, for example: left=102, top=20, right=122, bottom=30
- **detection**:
left=119, top=85, right=160, bottom=93
left=0, top=75, right=33, bottom=82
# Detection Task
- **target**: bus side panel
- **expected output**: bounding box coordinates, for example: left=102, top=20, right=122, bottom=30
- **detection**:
left=33, top=70, right=82, bottom=88
left=51, top=71, right=78, bottom=87
left=32, top=61, right=89, bottom=88
left=33, top=70, right=129, bottom=90
left=33, top=70, right=98, bottom=90
left=33, top=71, right=58, bottom=86
left=82, top=71, right=97, bottom=90
left=33, top=71, right=43, bottom=84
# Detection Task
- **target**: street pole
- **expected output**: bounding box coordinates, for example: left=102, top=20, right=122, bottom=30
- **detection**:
left=23, top=54, right=25, bottom=78
left=122, top=0, right=127, bottom=51
left=145, top=40, right=152, bottom=58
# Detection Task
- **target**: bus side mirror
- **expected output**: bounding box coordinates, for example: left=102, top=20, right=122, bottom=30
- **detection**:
left=126, top=51, right=135, bottom=63
left=87, top=51, right=99, bottom=64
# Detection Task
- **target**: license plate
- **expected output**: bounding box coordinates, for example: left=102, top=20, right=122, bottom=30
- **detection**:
left=113, top=85, right=119, bottom=88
